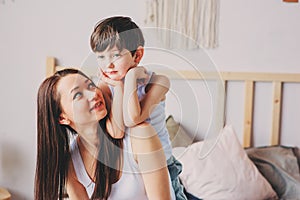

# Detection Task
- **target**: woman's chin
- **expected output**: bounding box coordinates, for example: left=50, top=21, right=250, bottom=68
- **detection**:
left=95, top=110, right=108, bottom=121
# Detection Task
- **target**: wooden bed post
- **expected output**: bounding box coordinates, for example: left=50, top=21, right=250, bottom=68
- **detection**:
left=243, top=80, right=254, bottom=148
left=271, top=81, right=282, bottom=145
left=46, top=57, right=56, bottom=77
left=214, top=80, right=227, bottom=132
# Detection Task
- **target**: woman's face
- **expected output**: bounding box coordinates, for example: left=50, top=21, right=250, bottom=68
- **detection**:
left=57, top=73, right=107, bottom=128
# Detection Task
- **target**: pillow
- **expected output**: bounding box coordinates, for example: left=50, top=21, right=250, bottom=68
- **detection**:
left=246, top=146, right=300, bottom=199
left=176, top=125, right=278, bottom=200
left=292, top=146, right=300, bottom=170
left=166, top=115, right=193, bottom=148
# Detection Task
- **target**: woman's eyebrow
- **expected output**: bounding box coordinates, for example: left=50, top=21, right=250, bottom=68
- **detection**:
left=70, top=79, right=90, bottom=93
left=70, top=86, right=79, bottom=94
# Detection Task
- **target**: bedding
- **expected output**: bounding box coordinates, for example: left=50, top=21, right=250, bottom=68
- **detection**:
left=246, top=146, right=300, bottom=199
left=167, top=115, right=300, bottom=199
left=166, top=115, right=193, bottom=148
left=173, top=125, right=278, bottom=200
left=293, top=147, right=300, bottom=169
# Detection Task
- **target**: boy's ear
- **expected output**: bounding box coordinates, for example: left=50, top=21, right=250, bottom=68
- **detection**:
left=59, top=114, right=70, bottom=125
left=134, top=46, right=144, bottom=64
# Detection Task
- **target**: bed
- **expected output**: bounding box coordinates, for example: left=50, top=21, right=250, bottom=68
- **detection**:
left=46, top=56, right=300, bottom=200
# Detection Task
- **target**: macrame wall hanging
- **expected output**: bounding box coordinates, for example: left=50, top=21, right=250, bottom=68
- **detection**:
left=144, top=0, right=220, bottom=49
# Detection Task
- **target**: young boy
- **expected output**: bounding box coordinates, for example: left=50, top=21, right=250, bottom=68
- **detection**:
left=90, top=16, right=187, bottom=200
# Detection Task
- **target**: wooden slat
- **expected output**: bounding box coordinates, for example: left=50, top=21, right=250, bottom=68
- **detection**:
left=154, top=70, right=300, bottom=82
left=46, top=57, right=56, bottom=77
left=215, top=80, right=227, bottom=131
left=271, top=81, right=282, bottom=145
left=210, top=80, right=227, bottom=135
left=243, top=81, right=254, bottom=148
left=221, top=72, right=300, bottom=82
left=223, top=80, right=227, bottom=128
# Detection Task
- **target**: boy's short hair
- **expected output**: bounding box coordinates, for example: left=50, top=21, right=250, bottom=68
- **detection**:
left=90, top=16, right=145, bottom=56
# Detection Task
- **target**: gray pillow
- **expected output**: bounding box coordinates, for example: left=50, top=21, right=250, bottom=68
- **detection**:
left=292, top=147, right=300, bottom=171
left=246, top=146, right=300, bottom=199
left=166, top=115, right=193, bottom=148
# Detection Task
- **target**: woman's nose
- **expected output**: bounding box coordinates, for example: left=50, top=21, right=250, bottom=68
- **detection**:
left=85, top=90, right=97, bottom=101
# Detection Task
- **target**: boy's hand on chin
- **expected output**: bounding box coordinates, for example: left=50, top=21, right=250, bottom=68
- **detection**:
left=99, top=71, right=123, bottom=87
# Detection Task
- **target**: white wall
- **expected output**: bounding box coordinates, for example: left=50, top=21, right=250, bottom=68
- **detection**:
left=0, top=0, right=299, bottom=199
left=208, top=0, right=300, bottom=72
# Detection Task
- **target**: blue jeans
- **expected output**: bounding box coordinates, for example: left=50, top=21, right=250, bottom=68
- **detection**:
left=167, top=155, right=188, bottom=200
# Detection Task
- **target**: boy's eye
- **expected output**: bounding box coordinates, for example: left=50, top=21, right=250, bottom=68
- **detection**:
left=73, top=92, right=82, bottom=100
left=97, top=55, right=105, bottom=60
left=113, top=53, right=120, bottom=58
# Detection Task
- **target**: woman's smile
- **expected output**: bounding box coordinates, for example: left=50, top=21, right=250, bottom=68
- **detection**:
left=90, top=100, right=105, bottom=112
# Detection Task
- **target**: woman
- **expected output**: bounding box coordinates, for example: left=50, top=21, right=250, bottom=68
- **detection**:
left=35, top=68, right=174, bottom=200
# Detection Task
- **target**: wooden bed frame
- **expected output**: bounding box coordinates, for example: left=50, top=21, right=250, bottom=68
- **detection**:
left=46, top=56, right=300, bottom=148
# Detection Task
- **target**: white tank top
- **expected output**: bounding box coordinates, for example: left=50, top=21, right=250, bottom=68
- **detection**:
left=109, top=70, right=173, bottom=160
left=70, top=134, right=175, bottom=199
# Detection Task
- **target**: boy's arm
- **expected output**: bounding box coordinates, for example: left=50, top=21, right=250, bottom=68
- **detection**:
left=98, top=79, right=125, bottom=139
left=123, top=67, right=170, bottom=127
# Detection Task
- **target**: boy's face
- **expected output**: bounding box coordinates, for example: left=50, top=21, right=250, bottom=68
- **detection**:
left=96, top=45, right=137, bottom=81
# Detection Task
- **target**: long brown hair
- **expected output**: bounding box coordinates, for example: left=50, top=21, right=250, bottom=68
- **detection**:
left=35, top=68, right=123, bottom=200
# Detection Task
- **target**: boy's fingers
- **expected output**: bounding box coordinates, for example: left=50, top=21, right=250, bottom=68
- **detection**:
left=101, top=75, right=119, bottom=86
left=101, top=75, right=111, bottom=83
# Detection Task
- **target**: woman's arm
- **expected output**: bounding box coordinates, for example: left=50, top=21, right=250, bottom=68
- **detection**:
left=123, top=67, right=170, bottom=127
left=130, top=123, right=171, bottom=200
